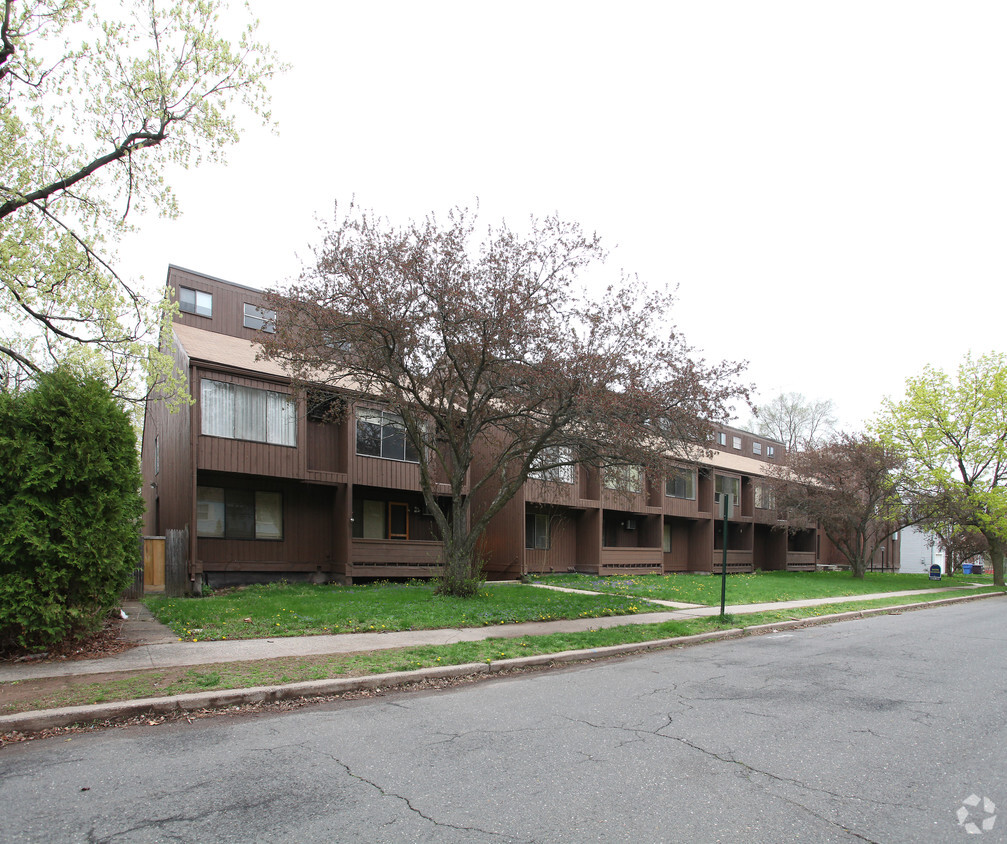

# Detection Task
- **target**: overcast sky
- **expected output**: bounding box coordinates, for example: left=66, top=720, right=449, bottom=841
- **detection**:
left=116, top=1, right=1007, bottom=432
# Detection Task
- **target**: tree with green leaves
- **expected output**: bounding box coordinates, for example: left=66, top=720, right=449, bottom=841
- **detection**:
left=1, top=0, right=279, bottom=401
left=876, top=352, right=1007, bottom=586
left=0, top=370, right=144, bottom=651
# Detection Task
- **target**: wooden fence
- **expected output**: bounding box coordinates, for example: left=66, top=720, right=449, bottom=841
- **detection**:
left=121, top=536, right=146, bottom=599
left=165, top=527, right=189, bottom=597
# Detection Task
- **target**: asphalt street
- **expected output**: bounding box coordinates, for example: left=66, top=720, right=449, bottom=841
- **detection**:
left=2, top=600, right=1005, bottom=843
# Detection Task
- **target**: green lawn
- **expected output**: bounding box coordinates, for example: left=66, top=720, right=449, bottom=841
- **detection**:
left=7, top=589, right=1001, bottom=716
left=530, top=570, right=992, bottom=604
left=143, top=581, right=651, bottom=641
left=142, top=572, right=1000, bottom=643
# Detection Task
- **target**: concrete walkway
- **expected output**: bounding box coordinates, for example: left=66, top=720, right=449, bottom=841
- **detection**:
left=0, top=583, right=994, bottom=684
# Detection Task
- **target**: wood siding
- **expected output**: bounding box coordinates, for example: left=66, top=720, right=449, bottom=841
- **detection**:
left=196, top=474, right=337, bottom=577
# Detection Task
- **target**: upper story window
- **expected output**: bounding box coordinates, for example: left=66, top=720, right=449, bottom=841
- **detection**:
left=356, top=408, right=419, bottom=463
left=201, top=379, right=296, bottom=447
left=754, top=484, right=775, bottom=509
left=766, top=445, right=776, bottom=458
left=243, top=303, right=276, bottom=333
left=529, top=447, right=575, bottom=484
left=666, top=467, right=696, bottom=500
left=717, top=432, right=727, bottom=446
left=733, top=436, right=742, bottom=450
left=753, top=441, right=762, bottom=455
left=604, top=464, right=642, bottom=493
left=179, top=286, right=212, bottom=317
left=714, top=474, right=740, bottom=511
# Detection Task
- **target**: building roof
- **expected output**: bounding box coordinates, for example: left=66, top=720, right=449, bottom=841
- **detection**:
left=706, top=448, right=778, bottom=477
left=173, top=323, right=292, bottom=378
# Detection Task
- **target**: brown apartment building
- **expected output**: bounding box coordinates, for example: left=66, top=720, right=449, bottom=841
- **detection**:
left=140, top=267, right=899, bottom=590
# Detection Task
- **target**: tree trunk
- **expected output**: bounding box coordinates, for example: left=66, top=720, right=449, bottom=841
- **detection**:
left=436, top=542, right=483, bottom=597
left=988, top=540, right=1005, bottom=588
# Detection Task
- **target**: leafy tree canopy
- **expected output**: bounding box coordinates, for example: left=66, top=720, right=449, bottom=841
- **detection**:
left=262, top=203, right=748, bottom=596
left=876, top=351, right=1007, bottom=586
left=1, top=0, right=280, bottom=403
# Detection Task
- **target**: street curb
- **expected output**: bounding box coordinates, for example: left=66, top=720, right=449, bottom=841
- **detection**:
left=2, top=590, right=1003, bottom=736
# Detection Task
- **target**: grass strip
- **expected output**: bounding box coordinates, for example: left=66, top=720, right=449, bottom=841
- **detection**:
left=143, top=582, right=649, bottom=642
left=5, top=588, right=1000, bottom=715
left=531, top=570, right=996, bottom=604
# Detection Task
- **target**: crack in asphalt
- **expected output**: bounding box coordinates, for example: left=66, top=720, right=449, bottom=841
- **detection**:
left=560, top=711, right=918, bottom=842
left=300, top=743, right=530, bottom=842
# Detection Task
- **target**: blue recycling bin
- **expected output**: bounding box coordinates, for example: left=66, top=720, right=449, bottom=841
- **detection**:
left=963, top=563, right=973, bottom=575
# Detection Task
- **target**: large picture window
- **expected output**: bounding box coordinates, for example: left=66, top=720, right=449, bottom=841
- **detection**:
left=197, top=487, right=283, bottom=539
left=604, top=465, right=642, bottom=493
left=665, top=468, right=696, bottom=500
left=356, top=408, right=419, bottom=462
left=529, top=447, right=575, bottom=484
left=201, top=379, right=296, bottom=447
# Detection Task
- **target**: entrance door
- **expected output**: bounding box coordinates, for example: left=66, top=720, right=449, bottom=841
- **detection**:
left=388, top=502, right=409, bottom=540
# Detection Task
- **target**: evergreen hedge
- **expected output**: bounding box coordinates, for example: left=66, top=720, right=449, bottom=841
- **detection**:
left=0, top=370, right=144, bottom=650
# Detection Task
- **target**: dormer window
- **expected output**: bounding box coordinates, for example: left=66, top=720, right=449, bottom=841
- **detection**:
left=179, top=286, right=212, bottom=317
left=244, top=303, right=276, bottom=333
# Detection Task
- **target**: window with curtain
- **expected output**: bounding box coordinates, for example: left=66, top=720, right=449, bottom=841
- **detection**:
left=197, top=487, right=283, bottom=539
left=665, top=468, right=696, bottom=499
left=529, top=447, right=575, bottom=484
left=201, top=379, right=296, bottom=446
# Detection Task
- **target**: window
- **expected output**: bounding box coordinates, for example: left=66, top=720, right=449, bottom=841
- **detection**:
left=243, top=303, right=276, bottom=333
left=714, top=474, right=740, bottom=512
left=767, top=445, right=776, bottom=458
left=179, top=286, right=212, bottom=317
left=753, top=441, right=762, bottom=455
left=663, top=523, right=672, bottom=553
left=356, top=408, right=419, bottom=462
left=733, top=436, right=742, bottom=450
left=717, top=432, right=727, bottom=446
left=529, top=447, right=575, bottom=484
left=665, top=468, right=696, bottom=500
left=201, top=379, right=297, bottom=446
left=525, top=513, right=550, bottom=549
left=154, top=435, right=160, bottom=476
left=197, top=487, right=283, bottom=539
left=754, top=484, right=775, bottom=510
left=604, top=465, right=642, bottom=493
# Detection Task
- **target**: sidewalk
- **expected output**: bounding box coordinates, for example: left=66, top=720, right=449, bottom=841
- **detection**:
left=0, top=583, right=996, bottom=684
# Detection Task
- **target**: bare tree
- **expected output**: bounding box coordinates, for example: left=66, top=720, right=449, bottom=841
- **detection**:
left=754, top=392, right=836, bottom=453
left=262, top=204, right=747, bottom=596
left=766, top=433, right=905, bottom=578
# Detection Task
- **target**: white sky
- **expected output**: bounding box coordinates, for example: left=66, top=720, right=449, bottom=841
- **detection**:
left=116, top=1, right=1007, bottom=432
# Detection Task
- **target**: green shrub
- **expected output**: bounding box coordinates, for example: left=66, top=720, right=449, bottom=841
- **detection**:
left=0, top=370, right=143, bottom=650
